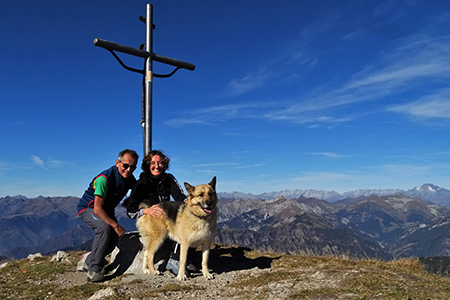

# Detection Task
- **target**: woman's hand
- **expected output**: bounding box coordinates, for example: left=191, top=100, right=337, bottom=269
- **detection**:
left=144, top=204, right=163, bottom=217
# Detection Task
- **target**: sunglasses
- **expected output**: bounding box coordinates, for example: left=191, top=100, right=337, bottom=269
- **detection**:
left=120, top=162, right=137, bottom=171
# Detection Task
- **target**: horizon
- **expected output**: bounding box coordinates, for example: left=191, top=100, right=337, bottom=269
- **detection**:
left=2, top=182, right=447, bottom=199
left=1, top=1, right=449, bottom=198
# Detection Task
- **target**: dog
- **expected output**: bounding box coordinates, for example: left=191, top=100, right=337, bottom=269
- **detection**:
left=136, top=176, right=218, bottom=280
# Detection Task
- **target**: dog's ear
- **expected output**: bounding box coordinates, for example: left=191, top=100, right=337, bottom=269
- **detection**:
left=184, top=182, right=195, bottom=195
left=208, top=176, right=217, bottom=190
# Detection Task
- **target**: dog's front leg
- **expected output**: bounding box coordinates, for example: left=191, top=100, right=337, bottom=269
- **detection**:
left=201, top=238, right=213, bottom=280
left=176, top=241, right=189, bottom=281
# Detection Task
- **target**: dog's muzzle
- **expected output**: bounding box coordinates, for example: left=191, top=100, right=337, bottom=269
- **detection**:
left=198, top=201, right=214, bottom=214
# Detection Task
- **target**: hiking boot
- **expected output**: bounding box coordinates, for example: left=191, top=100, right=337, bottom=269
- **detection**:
left=87, top=270, right=105, bottom=282
left=186, top=261, right=198, bottom=272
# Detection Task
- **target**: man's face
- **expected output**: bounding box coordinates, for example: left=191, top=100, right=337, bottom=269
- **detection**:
left=116, top=153, right=137, bottom=178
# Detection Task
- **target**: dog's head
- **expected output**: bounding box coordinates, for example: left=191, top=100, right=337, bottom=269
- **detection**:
left=184, top=176, right=218, bottom=217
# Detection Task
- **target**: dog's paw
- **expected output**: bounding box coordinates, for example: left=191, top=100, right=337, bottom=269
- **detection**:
left=143, top=268, right=160, bottom=275
left=203, top=272, right=214, bottom=280
left=176, top=274, right=188, bottom=281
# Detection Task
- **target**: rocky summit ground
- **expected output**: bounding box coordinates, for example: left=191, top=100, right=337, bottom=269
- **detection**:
left=42, top=245, right=284, bottom=300
left=1, top=244, right=450, bottom=300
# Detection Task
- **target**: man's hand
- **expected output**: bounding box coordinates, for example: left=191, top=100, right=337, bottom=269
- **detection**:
left=93, top=195, right=126, bottom=237
left=113, top=224, right=126, bottom=237
left=144, top=204, right=163, bottom=217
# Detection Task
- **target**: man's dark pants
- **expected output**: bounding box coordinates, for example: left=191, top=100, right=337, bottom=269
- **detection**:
left=79, top=209, right=118, bottom=273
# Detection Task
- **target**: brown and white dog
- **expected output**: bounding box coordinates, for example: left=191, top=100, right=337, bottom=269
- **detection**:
left=137, top=176, right=218, bottom=280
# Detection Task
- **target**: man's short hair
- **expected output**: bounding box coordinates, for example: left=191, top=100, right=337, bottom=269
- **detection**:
left=118, top=149, right=139, bottom=162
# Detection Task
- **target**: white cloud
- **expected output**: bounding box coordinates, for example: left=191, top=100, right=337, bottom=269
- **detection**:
left=166, top=12, right=449, bottom=129
left=308, top=152, right=348, bottom=159
left=227, top=68, right=271, bottom=96
left=164, top=116, right=210, bottom=127
left=387, top=89, right=450, bottom=119
left=31, top=155, right=50, bottom=171
left=164, top=102, right=274, bottom=127
left=288, top=171, right=356, bottom=192
left=286, top=164, right=435, bottom=192
left=233, top=163, right=265, bottom=170
left=31, top=155, right=44, bottom=167
left=262, top=28, right=450, bottom=126
left=195, top=162, right=240, bottom=168
left=343, top=36, right=450, bottom=92
left=378, top=163, right=432, bottom=174
left=48, top=159, right=70, bottom=168
left=0, top=161, right=11, bottom=172
left=293, top=171, right=354, bottom=183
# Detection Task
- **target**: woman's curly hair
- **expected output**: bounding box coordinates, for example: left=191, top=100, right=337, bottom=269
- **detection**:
left=141, top=150, right=170, bottom=173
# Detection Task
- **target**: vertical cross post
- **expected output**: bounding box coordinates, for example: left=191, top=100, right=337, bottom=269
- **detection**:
left=144, top=4, right=153, bottom=156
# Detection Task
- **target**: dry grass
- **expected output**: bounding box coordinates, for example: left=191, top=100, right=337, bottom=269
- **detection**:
left=1, top=249, right=449, bottom=300
left=0, top=253, right=104, bottom=300
left=130, top=283, right=205, bottom=298
left=228, top=252, right=450, bottom=299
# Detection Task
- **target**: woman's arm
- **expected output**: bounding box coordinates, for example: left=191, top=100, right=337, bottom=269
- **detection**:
left=169, top=174, right=188, bottom=202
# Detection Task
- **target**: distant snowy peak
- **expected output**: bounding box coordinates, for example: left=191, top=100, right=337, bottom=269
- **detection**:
left=414, top=183, right=442, bottom=193
left=406, top=184, right=450, bottom=206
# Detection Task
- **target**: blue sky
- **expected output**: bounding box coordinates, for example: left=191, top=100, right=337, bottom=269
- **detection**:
left=1, top=0, right=449, bottom=197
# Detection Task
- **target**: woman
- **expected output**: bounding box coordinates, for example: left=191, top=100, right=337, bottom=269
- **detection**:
left=127, top=150, right=195, bottom=275
left=127, top=150, right=186, bottom=219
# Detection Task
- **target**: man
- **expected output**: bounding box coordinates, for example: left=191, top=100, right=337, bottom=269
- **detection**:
left=77, top=149, right=138, bottom=282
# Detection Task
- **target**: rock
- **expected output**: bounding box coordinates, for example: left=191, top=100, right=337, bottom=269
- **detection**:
left=77, top=252, right=89, bottom=272
left=87, top=287, right=117, bottom=300
left=27, top=253, right=43, bottom=260
left=51, top=251, right=70, bottom=263
left=78, top=231, right=169, bottom=277
left=108, top=231, right=144, bottom=275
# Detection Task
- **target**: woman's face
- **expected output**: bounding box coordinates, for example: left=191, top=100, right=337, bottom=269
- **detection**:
left=149, top=155, right=165, bottom=177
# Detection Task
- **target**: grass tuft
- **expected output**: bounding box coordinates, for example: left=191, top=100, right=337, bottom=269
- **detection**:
left=227, top=252, right=450, bottom=299
left=0, top=252, right=103, bottom=300
left=131, top=282, right=205, bottom=298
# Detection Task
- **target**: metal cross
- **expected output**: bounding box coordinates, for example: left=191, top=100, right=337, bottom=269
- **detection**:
left=93, top=4, right=195, bottom=156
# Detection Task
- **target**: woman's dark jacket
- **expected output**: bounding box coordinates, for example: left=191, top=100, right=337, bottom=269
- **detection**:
left=126, top=172, right=187, bottom=219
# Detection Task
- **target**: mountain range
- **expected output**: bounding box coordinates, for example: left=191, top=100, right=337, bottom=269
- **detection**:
left=218, top=183, right=450, bottom=206
left=0, top=196, right=135, bottom=260
left=1, top=183, right=450, bottom=261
